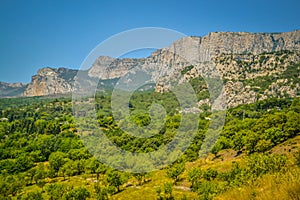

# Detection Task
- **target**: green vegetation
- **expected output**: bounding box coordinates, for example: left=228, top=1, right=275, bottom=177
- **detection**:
left=242, top=62, right=300, bottom=94
left=181, top=66, right=194, bottom=76
left=0, top=87, right=299, bottom=199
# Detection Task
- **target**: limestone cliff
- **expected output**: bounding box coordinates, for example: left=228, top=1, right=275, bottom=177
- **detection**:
left=87, top=30, right=300, bottom=80
left=17, top=30, right=300, bottom=106
left=23, top=67, right=77, bottom=97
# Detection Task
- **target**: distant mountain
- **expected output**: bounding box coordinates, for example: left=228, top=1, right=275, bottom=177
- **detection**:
left=1, top=30, right=299, bottom=107
left=0, top=82, right=27, bottom=98
left=23, top=67, right=78, bottom=97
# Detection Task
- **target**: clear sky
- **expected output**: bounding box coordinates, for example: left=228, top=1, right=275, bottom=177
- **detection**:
left=0, top=0, right=299, bottom=83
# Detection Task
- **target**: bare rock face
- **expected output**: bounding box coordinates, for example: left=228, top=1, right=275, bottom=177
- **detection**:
left=160, top=50, right=300, bottom=108
left=191, top=30, right=300, bottom=56
left=158, top=30, right=300, bottom=65
left=152, top=30, right=300, bottom=108
left=20, top=30, right=300, bottom=103
left=88, top=56, right=145, bottom=79
left=23, top=67, right=77, bottom=97
left=87, top=30, right=300, bottom=81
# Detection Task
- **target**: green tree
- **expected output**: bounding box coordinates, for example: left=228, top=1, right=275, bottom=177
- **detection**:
left=243, top=131, right=260, bottom=154
left=49, top=151, right=67, bottom=176
left=61, top=159, right=76, bottom=180
left=188, top=168, right=202, bottom=189
left=94, top=184, right=109, bottom=200
left=156, top=186, right=163, bottom=200
left=156, top=183, right=174, bottom=200
left=22, top=190, right=44, bottom=200
left=0, top=175, right=24, bottom=196
left=37, top=180, right=46, bottom=192
left=95, top=165, right=107, bottom=181
left=166, top=163, right=185, bottom=184
left=264, top=127, right=285, bottom=145
left=197, top=181, right=220, bottom=200
left=254, top=139, right=273, bottom=152
left=106, top=171, right=124, bottom=193
left=232, top=131, right=244, bottom=152
left=15, top=154, right=34, bottom=172
left=26, top=167, right=36, bottom=185
left=33, top=163, right=46, bottom=184
left=74, top=159, right=86, bottom=175
left=211, top=136, right=230, bottom=156
left=284, top=111, right=300, bottom=137
left=67, top=148, right=90, bottom=161
left=63, top=187, right=90, bottom=200
left=45, top=183, right=71, bottom=200
left=85, top=157, right=100, bottom=176
left=203, top=168, right=218, bottom=181
left=34, top=119, right=47, bottom=134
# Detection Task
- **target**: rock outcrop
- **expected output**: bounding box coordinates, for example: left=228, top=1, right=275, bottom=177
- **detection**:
left=156, top=50, right=300, bottom=108
left=2, top=30, right=298, bottom=108
left=23, top=67, right=77, bottom=97
left=87, top=30, right=300, bottom=80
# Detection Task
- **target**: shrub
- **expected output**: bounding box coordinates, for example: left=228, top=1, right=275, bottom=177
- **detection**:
left=197, top=181, right=220, bottom=200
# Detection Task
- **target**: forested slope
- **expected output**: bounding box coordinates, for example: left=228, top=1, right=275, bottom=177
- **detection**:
left=0, top=92, right=299, bottom=199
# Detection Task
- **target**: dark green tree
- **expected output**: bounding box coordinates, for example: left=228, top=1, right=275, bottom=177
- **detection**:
left=49, top=151, right=67, bottom=176
left=62, top=187, right=90, bottom=200
left=166, top=163, right=185, bottom=184
left=21, top=190, right=44, bottom=200
left=94, top=184, right=109, bottom=200
left=106, top=171, right=124, bottom=193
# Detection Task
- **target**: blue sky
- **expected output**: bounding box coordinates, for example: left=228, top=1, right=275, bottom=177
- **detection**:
left=0, top=0, right=299, bottom=83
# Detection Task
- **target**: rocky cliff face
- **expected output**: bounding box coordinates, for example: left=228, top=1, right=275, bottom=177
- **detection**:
left=23, top=67, right=77, bottom=97
left=87, top=30, right=300, bottom=80
left=11, top=30, right=300, bottom=106
left=170, top=30, right=300, bottom=58
left=153, top=31, right=300, bottom=108
left=155, top=50, right=300, bottom=107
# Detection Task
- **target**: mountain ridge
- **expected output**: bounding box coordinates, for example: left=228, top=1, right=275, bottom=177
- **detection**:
left=0, top=30, right=299, bottom=107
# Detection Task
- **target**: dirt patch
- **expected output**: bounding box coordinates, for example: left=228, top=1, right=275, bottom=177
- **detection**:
left=174, top=186, right=191, bottom=192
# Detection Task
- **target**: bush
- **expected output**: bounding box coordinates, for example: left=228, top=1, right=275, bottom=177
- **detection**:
left=203, top=169, right=218, bottom=181
left=188, top=168, right=202, bottom=189
left=62, top=187, right=90, bottom=200
left=166, top=162, right=185, bottom=183
left=197, top=181, right=220, bottom=200
left=45, top=183, right=71, bottom=200
left=247, top=153, right=287, bottom=178
left=21, top=190, right=43, bottom=200
left=156, top=183, right=174, bottom=200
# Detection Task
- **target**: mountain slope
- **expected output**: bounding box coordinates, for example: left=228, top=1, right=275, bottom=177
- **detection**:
left=0, top=82, right=27, bottom=98
left=1, top=30, right=299, bottom=102
left=23, top=67, right=77, bottom=97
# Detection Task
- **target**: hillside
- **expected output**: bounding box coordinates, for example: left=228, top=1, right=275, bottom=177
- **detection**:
left=0, top=93, right=299, bottom=199
left=0, top=30, right=299, bottom=200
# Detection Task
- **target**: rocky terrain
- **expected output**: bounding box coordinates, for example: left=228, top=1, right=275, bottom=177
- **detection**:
left=180, top=50, right=300, bottom=107
left=23, top=67, right=78, bottom=97
left=0, top=82, right=27, bottom=98
left=83, top=30, right=300, bottom=80
left=0, top=30, right=299, bottom=108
